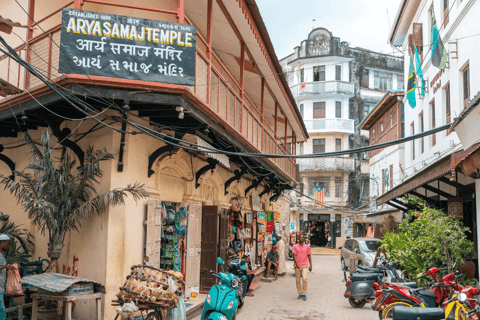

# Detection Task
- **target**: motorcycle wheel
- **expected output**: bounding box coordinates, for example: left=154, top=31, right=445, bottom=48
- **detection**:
left=341, top=258, right=347, bottom=271
left=348, top=297, right=366, bottom=308
left=381, top=302, right=413, bottom=319
left=237, top=296, right=244, bottom=309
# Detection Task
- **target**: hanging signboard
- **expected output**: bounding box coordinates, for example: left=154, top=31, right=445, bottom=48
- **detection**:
left=258, top=212, right=267, bottom=224
left=290, top=222, right=295, bottom=232
left=274, top=211, right=280, bottom=222
left=59, top=9, right=196, bottom=85
left=250, top=194, right=261, bottom=212
left=266, top=211, right=274, bottom=222
left=448, top=197, right=463, bottom=220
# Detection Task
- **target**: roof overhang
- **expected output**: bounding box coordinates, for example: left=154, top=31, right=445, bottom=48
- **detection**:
left=0, top=78, right=22, bottom=97
left=388, top=0, right=422, bottom=46
left=451, top=92, right=480, bottom=149
left=359, top=91, right=404, bottom=130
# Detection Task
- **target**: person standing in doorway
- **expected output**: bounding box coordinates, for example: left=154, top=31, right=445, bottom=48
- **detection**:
left=0, top=235, right=15, bottom=320
left=293, top=234, right=312, bottom=301
left=276, top=234, right=286, bottom=276
left=366, top=224, right=375, bottom=238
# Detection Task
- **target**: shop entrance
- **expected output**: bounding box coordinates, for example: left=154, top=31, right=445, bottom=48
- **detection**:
left=308, top=214, right=331, bottom=247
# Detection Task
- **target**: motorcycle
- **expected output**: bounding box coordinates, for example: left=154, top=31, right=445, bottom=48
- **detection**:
left=227, top=257, right=248, bottom=298
left=201, top=257, right=245, bottom=320
left=344, top=261, right=412, bottom=308
left=392, top=291, right=480, bottom=320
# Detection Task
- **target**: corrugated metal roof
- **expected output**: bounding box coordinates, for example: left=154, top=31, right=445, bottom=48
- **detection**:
left=0, top=15, right=28, bottom=28
left=20, top=273, right=105, bottom=294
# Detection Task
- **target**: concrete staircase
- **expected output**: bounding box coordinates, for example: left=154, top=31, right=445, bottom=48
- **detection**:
left=310, top=247, right=341, bottom=255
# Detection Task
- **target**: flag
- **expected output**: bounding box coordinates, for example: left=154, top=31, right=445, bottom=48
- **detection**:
left=414, top=45, right=425, bottom=97
left=300, top=75, right=307, bottom=89
left=406, top=57, right=416, bottom=108
left=314, top=185, right=324, bottom=205
left=431, top=12, right=448, bottom=69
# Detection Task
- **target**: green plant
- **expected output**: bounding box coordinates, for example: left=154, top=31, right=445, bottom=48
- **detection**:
left=379, top=214, right=399, bottom=234
left=0, top=213, right=33, bottom=263
left=0, top=130, right=148, bottom=268
left=381, top=196, right=474, bottom=279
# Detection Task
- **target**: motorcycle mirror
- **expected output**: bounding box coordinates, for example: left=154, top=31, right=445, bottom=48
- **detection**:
left=458, top=292, right=468, bottom=303
left=216, top=257, right=224, bottom=265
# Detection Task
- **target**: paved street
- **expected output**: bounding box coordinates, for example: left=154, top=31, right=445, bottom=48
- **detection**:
left=231, top=254, right=378, bottom=320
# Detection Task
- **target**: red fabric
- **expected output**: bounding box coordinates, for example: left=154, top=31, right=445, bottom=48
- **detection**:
left=292, top=244, right=311, bottom=268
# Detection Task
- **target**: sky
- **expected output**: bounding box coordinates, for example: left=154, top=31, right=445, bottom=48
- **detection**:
left=257, top=0, right=403, bottom=60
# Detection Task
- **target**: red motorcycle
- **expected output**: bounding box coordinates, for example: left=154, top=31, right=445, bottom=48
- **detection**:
left=373, top=267, right=475, bottom=319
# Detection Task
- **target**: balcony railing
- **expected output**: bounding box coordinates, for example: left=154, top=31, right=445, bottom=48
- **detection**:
left=298, top=157, right=355, bottom=172
left=0, top=1, right=297, bottom=181
left=304, top=118, right=355, bottom=134
left=291, top=81, right=354, bottom=97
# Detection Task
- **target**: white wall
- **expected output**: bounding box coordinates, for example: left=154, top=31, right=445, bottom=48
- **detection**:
left=369, top=144, right=406, bottom=197
left=401, top=0, right=479, bottom=178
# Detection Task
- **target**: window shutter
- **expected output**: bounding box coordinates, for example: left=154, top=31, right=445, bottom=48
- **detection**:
left=146, top=199, right=162, bottom=268
left=413, top=23, right=423, bottom=61
left=408, top=34, right=415, bottom=56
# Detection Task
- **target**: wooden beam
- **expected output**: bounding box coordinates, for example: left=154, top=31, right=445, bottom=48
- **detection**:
left=240, top=42, right=245, bottom=99
left=0, top=23, right=13, bottom=34
left=176, top=0, right=185, bottom=23
left=284, top=115, right=288, bottom=151
left=390, top=198, right=416, bottom=211
left=409, top=190, right=437, bottom=204
left=387, top=201, right=408, bottom=212
left=439, top=176, right=473, bottom=190
left=422, top=184, right=454, bottom=199
left=260, top=78, right=265, bottom=123
left=274, top=102, right=278, bottom=140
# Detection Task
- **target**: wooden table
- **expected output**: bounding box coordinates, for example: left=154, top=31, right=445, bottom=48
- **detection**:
left=31, top=292, right=104, bottom=320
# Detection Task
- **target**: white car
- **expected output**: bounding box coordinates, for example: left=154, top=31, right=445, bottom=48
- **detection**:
left=340, top=237, right=381, bottom=270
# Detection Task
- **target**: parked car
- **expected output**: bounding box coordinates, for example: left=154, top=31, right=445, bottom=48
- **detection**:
left=340, top=237, right=381, bottom=270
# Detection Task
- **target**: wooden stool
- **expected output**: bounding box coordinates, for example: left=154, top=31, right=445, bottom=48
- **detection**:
left=31, top=292, right=104, bottom=320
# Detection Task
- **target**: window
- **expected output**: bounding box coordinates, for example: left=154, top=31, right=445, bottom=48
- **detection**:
left=335, top=138, right=342, bottom=152
left=431, top=101, right=436, bottom=146
left=335, top=177, right=342, bottom=198
left=313, top=102, right=326, bottom=118
left=362, top=69, right=369, bottom=88
left=335, top=65, right=342, bottom=81
left=300, top=104, right=304, bottom=118
left=374, top=71, right=393, bottom=91
left=313, top=139, right=325, bottom=153
left=444, top=0, right=449, bottom=26
left=335, top=101, right=342, bottom=118
left=300, top=68, right=304, bottom=84
left=412, top=23, right=423, bottom=61
left=419, top=112, right=424, bottom=154
left=463, top=64, right=470, bottom=106
left=397, top=74, right=404, bottom=91
left=445, top=84, right=451, bottom=122
left=313, top=66, right=325, bottom=81
left=411, top=122, right=415, bottom=160
left=372, top=129, right=376, bottom=140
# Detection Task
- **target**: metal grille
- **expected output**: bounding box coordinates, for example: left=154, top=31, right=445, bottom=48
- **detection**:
left=196, top=55, right=208, bottom=102
left=219, top=82, right=227, bottom=121
left=235, top=98, right=242, bottom=132
left=291, top=80, right=354, bottom=96
left=242, top=108, right=248, bottom=136
left=29, top=37, right=49, bottom=88
left=210, top=72, right=219, bottom=111
left=228, top=91, right=235, bottom=126
left=50, top=31, right=61, bottom=79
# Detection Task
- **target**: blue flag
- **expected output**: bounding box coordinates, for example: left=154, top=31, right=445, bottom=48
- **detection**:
left=431, top=12, right=448, bottom=69
left=414, top=45, right=425, bottom=97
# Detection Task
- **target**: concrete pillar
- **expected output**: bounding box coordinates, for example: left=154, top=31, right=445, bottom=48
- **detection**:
left=476, top=179, right=480, bottom=278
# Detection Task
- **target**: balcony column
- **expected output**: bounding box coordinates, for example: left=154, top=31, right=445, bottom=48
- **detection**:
left=205, top=0, right=213, bottom=104
left=25, top=0, right=35, bottom=90
left=74, top=0, right=83, bottom=9
left=176, top=0, right=185, bottom=23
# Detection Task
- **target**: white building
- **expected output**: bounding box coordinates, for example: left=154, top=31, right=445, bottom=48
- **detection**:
left=280, top=28, right=403, bottom=245
left=378, top=0, right=480, bottom=264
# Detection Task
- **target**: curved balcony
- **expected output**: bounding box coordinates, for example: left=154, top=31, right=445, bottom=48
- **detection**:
left=298, top=157, right=355, bottom=173
left=304, top=118, right=355, bottom=134
left=291, top=81, right=354, bottom=97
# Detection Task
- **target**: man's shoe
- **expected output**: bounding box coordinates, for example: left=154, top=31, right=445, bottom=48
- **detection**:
left=297, top=295, right=303, bottom=299
left=303, top=295, right=307, bottom=301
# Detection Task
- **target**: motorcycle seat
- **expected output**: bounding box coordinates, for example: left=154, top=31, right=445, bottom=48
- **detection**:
left=357, top=265, right=381, bottom=273
left=410, top=288, right=437, bottom=299
left=392, top=306, right=444, bottom=320
left=350, top=273, right=382, bottom=282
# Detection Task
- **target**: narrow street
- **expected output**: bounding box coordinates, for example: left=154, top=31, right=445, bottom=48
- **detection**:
left=194, top=254, right=379, bottom=320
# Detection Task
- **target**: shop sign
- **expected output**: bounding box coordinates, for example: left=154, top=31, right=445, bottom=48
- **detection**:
left=59, top=9, right=196, bottom=85
left=258, top=212, right=267, bottom=224
left=274, top=211, right=280, bottom=222
left=266, top=211, right=274, bottom=222
left=290, top=222, right=295, bottom=232
left=448, top=197, right=463, bottom=220
left=265, top=234, right=273, bottom=245
left=266, top=222, right=274, bottom=233
left=258, top=224, right=266, bottom=233
left=250, top=194, right=261, bottom=212
left=258, top=233, right=264, bottom=241
left=275, top=222, right=280, bottom=232
left=245, top=228, right=252, bottom=238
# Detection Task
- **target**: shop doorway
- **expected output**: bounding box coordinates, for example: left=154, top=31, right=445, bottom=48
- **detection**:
left=200, top=206, right=218, bottom=291
left=308, top=214, right=330, bottom=247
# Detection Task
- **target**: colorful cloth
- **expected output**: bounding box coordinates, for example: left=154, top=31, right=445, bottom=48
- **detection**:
left=293, top=244, right=311, bottom=268
left=406, top=57, right=416, bottom=108
left=0, top=253, right=6, bottom=294
left=431, top=12, right=448, bottom=70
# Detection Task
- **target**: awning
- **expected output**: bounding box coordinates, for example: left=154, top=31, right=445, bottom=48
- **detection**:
left=452, top=142, right=480, bottom=179
left=0, top=78, right=22, bottom=97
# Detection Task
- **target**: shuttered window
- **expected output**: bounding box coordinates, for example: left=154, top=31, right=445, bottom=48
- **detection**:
left=313, top=139, right=325, bottom=153
left=335, top=65, right=342, bottom=81
left=463, top=65, right=470, bottom=105
left=313, top=102, right=326, bottom=118
left=362, top=69, right=369, bottom=88
left=444, top=0, right=449, bottom=26
left=335, top=101, right=342, bottom=118
left=413, top=23, right=423, bottom=61
left=389, top=165, right=393, bottom=190
left=335, top=177, right=342, bottom=198
left=300, top=104, right=304, bottom=118
left=300, top=68, right=304, bottom=83
left=335, top=138, right=342, bottom=152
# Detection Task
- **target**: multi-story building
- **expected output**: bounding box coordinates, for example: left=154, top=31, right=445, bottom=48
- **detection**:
left=377, top=0, right=480, bottom=265
left=0, top=0, right=307, bottom=318
left=280, top=28, right=403, bottom=246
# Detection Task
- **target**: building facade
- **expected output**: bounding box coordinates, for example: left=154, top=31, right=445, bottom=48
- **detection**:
left=279, top=28, right=403, bottom=246
left=0, top=0, right=307, bottom=318
left=378, top=0, right=480, bottom=272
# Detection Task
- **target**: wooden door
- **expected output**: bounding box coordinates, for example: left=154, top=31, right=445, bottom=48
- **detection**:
left=200, top=205, right=219, bottom=291
left=185, top=203, right=202, bottom=292
left=146, top=199, right=162, bottom=267
left=218, top=208, right=229, bottom=263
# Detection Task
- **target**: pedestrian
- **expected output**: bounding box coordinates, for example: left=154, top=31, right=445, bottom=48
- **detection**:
left=243, top=252, right=257, bottom=297
left=0, top=234, right=15, bottom=320
left=293, top=234, right=312, bottom=301
left=366, top=224, right=374, bottom=238
left=264, top=245, right=279, bottom=280
left=276, top=234, right=286, bottom=276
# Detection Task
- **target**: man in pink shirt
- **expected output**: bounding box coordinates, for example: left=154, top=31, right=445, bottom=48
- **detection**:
left=292, top=234, right=312, bottom=301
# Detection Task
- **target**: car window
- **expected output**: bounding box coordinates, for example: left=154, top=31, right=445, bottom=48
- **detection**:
left=343, top=240, right=351, bottom=250
left=351, top=241, right=359, bottom=250
left=359, top=240, right=381, bottom=252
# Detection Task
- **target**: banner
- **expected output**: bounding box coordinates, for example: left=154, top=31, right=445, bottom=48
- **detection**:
left=274, top=211, right=280, bottom=222
left=59, top=9, right=196, bottom=85
left=266, top=211, right=274, bottom=222
left=266, top=222, right=274, bottom=233
left=258, top=212, right=267, bottom=224
left=250, top=194, right=261, bottom=212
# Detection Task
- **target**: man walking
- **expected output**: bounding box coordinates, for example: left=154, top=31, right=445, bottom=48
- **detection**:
left=265, top=245, right=279, bottom=280
left=293, top=234, right=312, bottom=301
left=0, top=234, right=15, bottom=320
left=276, top=234, right=286, bottom=276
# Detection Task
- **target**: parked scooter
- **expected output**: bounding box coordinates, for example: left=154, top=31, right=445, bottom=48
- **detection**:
left=201, top=257, right=245, bottom=320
